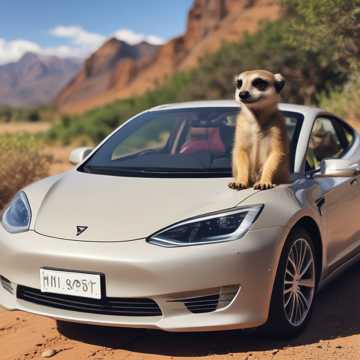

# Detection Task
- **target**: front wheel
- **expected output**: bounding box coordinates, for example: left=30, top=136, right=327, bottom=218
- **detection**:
left=260, top=227, right=318, bottom=339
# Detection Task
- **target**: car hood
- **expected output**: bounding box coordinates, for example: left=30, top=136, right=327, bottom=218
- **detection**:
left=33, top=171, right=258, bottom=242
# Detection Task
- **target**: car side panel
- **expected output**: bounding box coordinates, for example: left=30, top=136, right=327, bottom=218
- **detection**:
left=315, top=177, right=360, bottom=273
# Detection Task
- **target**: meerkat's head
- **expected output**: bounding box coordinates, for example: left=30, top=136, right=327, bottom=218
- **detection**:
left=234, top=70, right=285, bottom=112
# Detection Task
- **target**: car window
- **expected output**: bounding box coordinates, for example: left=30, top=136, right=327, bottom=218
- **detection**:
left=111, top=116, right=177, bottom=160
left=335, top=118, right=354, bottom=149
left=81, top=108, right=303, bottom=177
left=306, top=116, right=352, bottom=171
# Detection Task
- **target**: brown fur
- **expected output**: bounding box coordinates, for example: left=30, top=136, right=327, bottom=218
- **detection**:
left=229, top=70, right=290, bottom=190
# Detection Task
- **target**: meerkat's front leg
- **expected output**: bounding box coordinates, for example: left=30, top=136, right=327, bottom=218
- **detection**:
left=228, top=147, right=250, bottom=190
left=254, top=151, right=285, bottom=190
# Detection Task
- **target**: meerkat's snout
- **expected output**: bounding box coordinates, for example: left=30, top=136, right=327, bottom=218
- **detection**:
left=234, top=70, right=285, bottom=110
left=238, top=90, right=251, bottom=101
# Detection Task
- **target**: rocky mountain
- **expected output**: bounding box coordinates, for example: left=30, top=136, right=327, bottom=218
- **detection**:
left=56, top=0, right=280, bottom=113
left=55, top=38, right=159, bottom=109
left=0, top=53, right=81, bottom=107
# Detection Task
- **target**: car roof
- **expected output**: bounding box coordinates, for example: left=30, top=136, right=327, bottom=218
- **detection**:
left=149, top=100, right=325, bottom=119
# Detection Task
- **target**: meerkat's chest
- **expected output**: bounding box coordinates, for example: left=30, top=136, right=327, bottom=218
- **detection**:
left=239, top=124, right=272, bottom=166
left=256, top=134, right=272, bottom=166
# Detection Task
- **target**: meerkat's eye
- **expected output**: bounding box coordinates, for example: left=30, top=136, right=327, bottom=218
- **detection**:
left=252, top=78, right=269, bottom=91
left=235, top=79, right=243, bottom=89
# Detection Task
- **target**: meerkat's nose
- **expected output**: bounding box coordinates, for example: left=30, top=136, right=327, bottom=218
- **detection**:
left=239, top=91, right=251, bottom=100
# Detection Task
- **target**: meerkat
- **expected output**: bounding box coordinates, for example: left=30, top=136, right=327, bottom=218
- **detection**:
left=228, top=69, right=290, bottom=191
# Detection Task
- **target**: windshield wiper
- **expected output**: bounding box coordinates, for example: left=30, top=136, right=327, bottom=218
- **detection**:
left=80, top=165, right=231, bottom=178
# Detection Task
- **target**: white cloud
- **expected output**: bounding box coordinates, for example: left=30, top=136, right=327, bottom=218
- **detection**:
left=0, top=38, right=88, bottom=65
left=0, top=26, right=165, bottom=65
left=0, top=38, right=41, bottom=64
left=50, top=25, right=105, bottom=48
left=113, top=29, right=164, bottom=45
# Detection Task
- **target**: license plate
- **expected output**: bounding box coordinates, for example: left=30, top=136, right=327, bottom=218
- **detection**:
left=40, top=268, right=102, bottom=299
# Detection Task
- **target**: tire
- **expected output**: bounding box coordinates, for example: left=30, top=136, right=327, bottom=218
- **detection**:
left=259, top=226, right=319, bottom=339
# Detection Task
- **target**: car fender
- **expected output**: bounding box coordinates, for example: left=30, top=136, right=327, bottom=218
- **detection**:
left=239, top=183, right=326, bottom=281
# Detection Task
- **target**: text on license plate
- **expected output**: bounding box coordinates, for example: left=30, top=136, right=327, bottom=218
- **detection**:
left=40, top=268, right=102, bottom=299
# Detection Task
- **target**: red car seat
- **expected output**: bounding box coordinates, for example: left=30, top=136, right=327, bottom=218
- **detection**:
left=180, top=127, right=225, bottom=155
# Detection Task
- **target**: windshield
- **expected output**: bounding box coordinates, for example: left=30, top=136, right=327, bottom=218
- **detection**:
left=80, top=107, right=303, bottom=177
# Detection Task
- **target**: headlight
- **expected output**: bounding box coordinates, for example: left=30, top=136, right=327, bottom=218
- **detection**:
left=148, top=205, right=263, bottom=247
left=1, top=192, right=31, bottom=233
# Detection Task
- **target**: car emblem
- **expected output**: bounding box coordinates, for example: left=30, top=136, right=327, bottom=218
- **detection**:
left=76, top=226, right=88, bottom=236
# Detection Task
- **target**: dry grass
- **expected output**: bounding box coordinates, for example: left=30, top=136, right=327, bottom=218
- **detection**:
left=0, top=122, right=50, bottom=134
left=0, top=134, right=51, bottom=209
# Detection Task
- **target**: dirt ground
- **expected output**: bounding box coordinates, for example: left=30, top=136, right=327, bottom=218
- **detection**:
left=1, top=264, right=360, bottom=360
left=1, top=123, right=360, bottom=359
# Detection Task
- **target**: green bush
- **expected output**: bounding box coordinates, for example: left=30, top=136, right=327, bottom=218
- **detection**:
left=319, top=71, right=360, bottom=127
left=0, top=134, right=51, bottom=209
left=282, top=0, right=360, bottom=69
left=0, top=105, right=58, bottom=123
left=183, top=20, right=347, bottom=104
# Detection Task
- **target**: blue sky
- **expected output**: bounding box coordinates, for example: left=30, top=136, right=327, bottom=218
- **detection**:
left=0, top=0, right=193, bottom=64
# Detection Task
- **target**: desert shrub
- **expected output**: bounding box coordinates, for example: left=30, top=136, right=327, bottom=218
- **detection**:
left=0, top=105, right=58, bottom=123
left=0, top=107, right=13, bottom=123
left=27, top=110, right=40, bottom=122
left=319, top=71, right=360, bottom=128
left=0, top=134, right=51, bottom=209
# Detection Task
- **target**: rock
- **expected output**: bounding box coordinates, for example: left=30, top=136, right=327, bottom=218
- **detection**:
left=41, top=349, right=57, bottom=358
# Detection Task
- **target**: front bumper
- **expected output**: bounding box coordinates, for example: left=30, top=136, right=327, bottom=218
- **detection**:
left=0, top=225, right=285, bottom=332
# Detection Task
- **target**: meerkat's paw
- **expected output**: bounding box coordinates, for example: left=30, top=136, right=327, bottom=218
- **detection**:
left=253, top=182, right=275, bottom=190
left=228, top=181, right=248, bottom=190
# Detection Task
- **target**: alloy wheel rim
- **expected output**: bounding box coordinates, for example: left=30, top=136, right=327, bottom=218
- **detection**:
left=283, top=238, right=316, bottom=327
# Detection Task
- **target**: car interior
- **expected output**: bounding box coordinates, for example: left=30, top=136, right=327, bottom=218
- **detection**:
left=106, top=109, right=303, bottom=174
left=305, top=116, right=354, bottom=172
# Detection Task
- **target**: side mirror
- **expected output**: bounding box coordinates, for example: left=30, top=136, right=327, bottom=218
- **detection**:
left=69, top=147, right=93, bottom=165
left=317, top=159, right=360, bottom=178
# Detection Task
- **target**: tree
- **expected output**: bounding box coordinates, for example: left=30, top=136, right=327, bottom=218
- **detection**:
left=282, top=0, right=360, bottom=69
left=185, top=20, right=347, bottom=104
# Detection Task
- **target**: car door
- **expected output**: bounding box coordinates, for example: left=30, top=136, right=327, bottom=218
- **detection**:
left=306, top=116, right=360, bottom=270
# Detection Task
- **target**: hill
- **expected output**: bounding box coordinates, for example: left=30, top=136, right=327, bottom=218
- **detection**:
left=54, top=38, right=159, bottom=112
left=0, top=53, right=81, bottom=107
left=55, top=0, right=280, bottom=113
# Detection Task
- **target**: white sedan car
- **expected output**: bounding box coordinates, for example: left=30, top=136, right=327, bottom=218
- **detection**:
left=1, top=101, right=359, bottom=339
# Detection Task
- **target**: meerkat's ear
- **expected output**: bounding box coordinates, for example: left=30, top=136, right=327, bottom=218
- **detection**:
left=274, top=73, right=285, bottom=93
